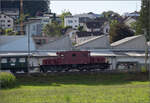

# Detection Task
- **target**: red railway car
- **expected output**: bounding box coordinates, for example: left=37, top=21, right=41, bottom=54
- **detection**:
left=40, top=51, right=109, bottom=72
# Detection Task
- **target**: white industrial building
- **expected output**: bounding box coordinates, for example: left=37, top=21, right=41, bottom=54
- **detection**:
left=0, top=34, right=149, bottom=72
left=110, top=35, right=150, bottom=70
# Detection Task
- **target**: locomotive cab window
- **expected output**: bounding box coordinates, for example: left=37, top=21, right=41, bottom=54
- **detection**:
left=1, top=58, right=7, bottom=63
left=19, top=58, right=25, bottom=63
left=72, top=53, right=76, bottom=57
left=10, top=58, right=16, bottom=63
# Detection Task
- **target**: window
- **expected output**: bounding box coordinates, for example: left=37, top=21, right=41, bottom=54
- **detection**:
left=0, top=16, right=1, bottom=18
left=4, top=16, right=6, bottom=18
left=1, top=58, right=7, bottom=63
left=68, top=20, right=73, bottom=23
left=19, top=58, right=25, bottom=63
left=72, top=53, right=76, bottom=57
left=32, top=25, right=36, bottom=31
left=1, top=20, right=5, bottom=22
left=8, top=25, right=10, bottom=27
left=10, top=58, right=16, bottom=63
left=8, top=20, right=11, bottom=22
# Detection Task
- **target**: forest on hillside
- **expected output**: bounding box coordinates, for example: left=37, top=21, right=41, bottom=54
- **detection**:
left=1, top=0, right=50, bottom=17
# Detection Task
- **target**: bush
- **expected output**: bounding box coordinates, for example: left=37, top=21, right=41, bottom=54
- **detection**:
left=0, top=72, right=16, bottom=88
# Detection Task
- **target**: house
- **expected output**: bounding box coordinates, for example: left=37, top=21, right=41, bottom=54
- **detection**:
left=14, top=20, right=42, bottom=36
left=74, top=12, right=103, bottom=19
left=0, top=8, right=19, bottom=19
left=123, top=16, right=138, bottom=28
left=123, top=11, right=140, bottom=18
left=28, top=16, right=52, bottom=27
left=0, top=36, right=36, bottom=52
left=0, top=13, right=14, bottom=29
left=83, top=20, right=110, bottom=34
left=64, top=16, right=79, bottom=29
left=43, top=13, right=62, bottom=24
left=64, top=12, right=103, bottom=29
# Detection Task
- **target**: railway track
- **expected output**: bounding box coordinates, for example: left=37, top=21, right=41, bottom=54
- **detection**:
left=13, top=69, right=132, bottom=76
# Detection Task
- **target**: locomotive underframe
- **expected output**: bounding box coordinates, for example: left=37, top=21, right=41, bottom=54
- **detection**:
left=40, top=63, right=110, bottom=72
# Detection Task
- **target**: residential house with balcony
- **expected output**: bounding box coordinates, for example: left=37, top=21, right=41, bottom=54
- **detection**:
left=64, top=12, right=103, bottom=29
left=0, top=13, right=14, bottom=29
left=0, top=8, right=19, bottom=19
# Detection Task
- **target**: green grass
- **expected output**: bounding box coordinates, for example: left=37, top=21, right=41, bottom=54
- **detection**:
left=0, top=72, right=150, bottom=103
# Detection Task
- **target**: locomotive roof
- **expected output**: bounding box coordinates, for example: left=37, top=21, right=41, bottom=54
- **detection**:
left=0, top=53, right=32, bottom=57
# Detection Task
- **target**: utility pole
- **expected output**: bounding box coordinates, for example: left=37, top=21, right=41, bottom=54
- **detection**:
left=144, top=29, right=148, bottom=71
left=27, top=25, right=30, bottom=75
left=20, top=0, right=24, bottom=35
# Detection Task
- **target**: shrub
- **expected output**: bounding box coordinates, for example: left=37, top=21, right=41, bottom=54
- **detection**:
left=0, top=72, right=16, bottom=88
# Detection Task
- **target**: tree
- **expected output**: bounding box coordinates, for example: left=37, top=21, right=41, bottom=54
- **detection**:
left=138, top=0, right=150, bottom=71
left=102, top=11, right=122, bottom=22
left=60, top=10, right=72, bottom=26
left=139, top=0, right=150, bottom=40
left=109, top=22, right=134, bottom=43
left=43, top=21, right=63, bottom=37
left=15, top=14, right=29, bottom=24
left=0, top=28, right=5, bottom=35
left=1, top=0, right=49, bottom=17
left=78, top=26, right=84, bottom=31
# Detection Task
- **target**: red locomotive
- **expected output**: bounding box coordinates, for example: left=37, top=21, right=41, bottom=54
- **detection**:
left=40, top=51, right=110, bottom=72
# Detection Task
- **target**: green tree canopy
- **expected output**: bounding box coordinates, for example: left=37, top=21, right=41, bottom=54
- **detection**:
left=1, top=0, right=49, bottom=17
left=109, top=22, right=134, bottom=43
left=43, top=21, right=63, bottom=37
left=138, top=0, right=150, bottom=41
left=60, top=10, right=72, bottom=26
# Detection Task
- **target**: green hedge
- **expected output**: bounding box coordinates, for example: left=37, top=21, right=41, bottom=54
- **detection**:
left=0, top=72, right=16, bottom=88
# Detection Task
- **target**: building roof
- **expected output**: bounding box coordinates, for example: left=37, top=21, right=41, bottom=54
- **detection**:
left=37, top=35, right=73, bottom=51
left=111, top=35, right=141, bottom=47
left=74, top=12, right=102, bottom=19
left=76, top=31, right=103, bottom=37
left=75, top=35, right=110, bottom=49
left=111, top=35, right=147, bottom=51
left=0, top=36, right=36, bottom=52
left=0, top=13, right=14, bottom=20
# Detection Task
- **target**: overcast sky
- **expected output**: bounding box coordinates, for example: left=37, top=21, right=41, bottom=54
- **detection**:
left=50, top=1, right=141, bottom=15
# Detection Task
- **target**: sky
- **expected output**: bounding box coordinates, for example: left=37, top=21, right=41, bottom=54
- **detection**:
left=50, top=1, right=141, bottom=15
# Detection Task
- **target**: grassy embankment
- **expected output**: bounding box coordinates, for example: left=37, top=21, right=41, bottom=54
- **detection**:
left=0, top=72, right=149, bottom=103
